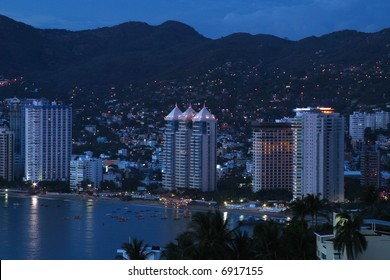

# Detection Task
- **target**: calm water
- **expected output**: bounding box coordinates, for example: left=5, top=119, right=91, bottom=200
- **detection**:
left=0, top=193, right=251, bottom=260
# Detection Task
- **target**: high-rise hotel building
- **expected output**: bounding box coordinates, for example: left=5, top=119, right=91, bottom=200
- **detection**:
left=252, top=121, right=293, bottom=192
left=162, top=105, right=217, bottom=192
left=7, top=97, right=23, bottom=179
left=292, top=107, right=344, bottom=202
left=6, top=97, right=50, bottom=179
left=162, top=105, right=183, bottom=190
left=0, top=127, right=15, bottom=181
left=190, top=107, right=217, bottom=191
left=24, top=100, right=72, bottom=182
left=175, top=106, right=196, bottom=189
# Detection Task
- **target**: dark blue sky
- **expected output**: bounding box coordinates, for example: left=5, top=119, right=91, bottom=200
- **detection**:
left=1, top=0, right=389, bottom=40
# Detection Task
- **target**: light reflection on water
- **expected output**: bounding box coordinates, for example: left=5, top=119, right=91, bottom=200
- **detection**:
left=84, top=199, right=95, bottom=257
left=26, top=196, right=40, bottom=259
left=223, top=211, right=228, bottom=222
left=0, top=194, right=252, bottom=260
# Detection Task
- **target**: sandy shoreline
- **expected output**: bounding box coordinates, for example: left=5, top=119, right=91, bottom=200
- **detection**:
left=2, top=189, right=290, bottom=219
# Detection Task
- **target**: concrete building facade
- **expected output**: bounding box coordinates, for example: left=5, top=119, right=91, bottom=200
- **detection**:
left=189, top=107, right=217, bottom=192
left=315, top=213, right=390, bottom=260
left=252, top=121, right=293, bottom=192
left=360, top=145, right=381, bottom=188
left=293, top=108, right=344, bottom=202
left=24, top=100, right=72, bottom=182
left=349, top=111, right=365, bottom=143
left=162, top=105, right=217, bottom=192
left=0, top=127, right=14, bottom=181
left=70, top=154, right=103, bottom=190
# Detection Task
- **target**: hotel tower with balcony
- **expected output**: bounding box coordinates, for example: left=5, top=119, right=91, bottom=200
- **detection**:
left=292, top=107, right=344, bottom=202
left=24, top=100, right=72, bottom=182
left=162, top=104, right=217, bottom=192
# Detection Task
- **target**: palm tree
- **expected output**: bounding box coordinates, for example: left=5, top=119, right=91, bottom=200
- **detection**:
left=252, top=221, right=281, bottom=260
left=280, top=219, right=316, bottom=260
left=161, top=232, right=195, bottom=260
left=361, top=186, right=378, bottom=215
left=188, top=211, right=235, bottom=259
left=289, top=197, right=307, bottom=222
left=305, top=194, right=322, bottom=227
left=228, top=230, right=255, bottom=259
left=121, top=237, right=152, bottom=260
left=333, top=211, right=368, bottom=260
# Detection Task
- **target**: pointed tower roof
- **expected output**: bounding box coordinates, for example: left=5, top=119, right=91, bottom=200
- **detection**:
left=10, top=96, right=21, bottom=103
left=178, top=105, right=196, bottom=121
left=193, top=106, right=216, bottom=122
left=164, top=105, right=183, bottom=121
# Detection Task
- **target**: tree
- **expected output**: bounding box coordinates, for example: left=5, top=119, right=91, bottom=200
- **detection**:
left=161, top=232, right=195, bottom=260
left=304, top=194, right=322, bottom=227
left=333, top=211, right=367, bottom=260
left=188, top=211, right=235, bottom=259
left=228, top=231, right=255, bottom=259
left=252, top=221, right=281, bottom=259
left=121, top=237, right=152, bottom=260
left=361, top=185, right=378, bottom=215
left=289, top=197, right=307, bottom=222
left=280, top=219, right=317, bottom=260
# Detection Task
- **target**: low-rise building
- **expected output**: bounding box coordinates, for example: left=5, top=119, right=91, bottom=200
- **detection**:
left=70, top=154, right=103, bottom=190
left=315, top=213, right=390, bottom=260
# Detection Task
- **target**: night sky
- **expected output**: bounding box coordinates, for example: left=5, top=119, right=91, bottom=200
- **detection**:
left=1, top=0, right=390, bottom=40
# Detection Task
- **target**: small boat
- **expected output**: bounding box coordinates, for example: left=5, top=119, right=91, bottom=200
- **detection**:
left=183, top=208, right=191, bottom=218
left=237, top=216, right=264, bottom=226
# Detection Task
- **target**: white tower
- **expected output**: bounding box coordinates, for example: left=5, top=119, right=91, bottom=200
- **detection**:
left=162, top=105, right=182, bottom=189
left=349, top=112, right=365, bottom=143
left=162, top=104, right=217, bottom=192
left=24, top=100, right=72, bottom=182
left=70, top=154, right=103, bottom=190
left=190, top=106, right=217, bottom=192
left=175, top=106, right=196, bottom=189
left=293, top=107, right=344, bottom=202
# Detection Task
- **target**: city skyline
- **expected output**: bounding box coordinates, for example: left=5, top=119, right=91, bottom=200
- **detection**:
left=1, top=1, right=389, bottom=40
left=1, top=2, right=390, bottom=265
left=0, top=94, right=389, bottom=263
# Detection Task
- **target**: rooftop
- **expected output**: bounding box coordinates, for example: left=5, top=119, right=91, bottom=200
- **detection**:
left=178, top=106, right=196, bottom=121
left=193, top=106, right=216, bottom=122
left=164, top=105, right=183, bottom=121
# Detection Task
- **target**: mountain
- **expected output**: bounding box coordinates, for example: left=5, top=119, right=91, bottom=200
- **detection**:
left=0, top=14, right=390, bottom=107
left=0, top=15, right=210, bottom=88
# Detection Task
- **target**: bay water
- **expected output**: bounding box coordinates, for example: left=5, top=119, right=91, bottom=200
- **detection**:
left=0, top=193, right=250, bottom=260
